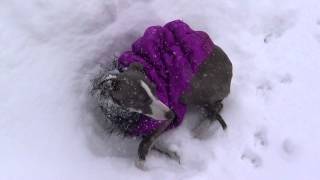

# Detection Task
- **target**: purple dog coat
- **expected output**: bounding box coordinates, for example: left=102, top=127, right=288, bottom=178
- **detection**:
left=118, top=20, right=215, bottom=136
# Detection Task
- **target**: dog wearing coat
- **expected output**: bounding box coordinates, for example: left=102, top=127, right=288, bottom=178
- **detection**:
left=91, top=20, right=232, bottom=168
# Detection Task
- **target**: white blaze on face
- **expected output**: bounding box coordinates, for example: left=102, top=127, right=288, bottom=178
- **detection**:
left=140, top=80, right=170, bottom=121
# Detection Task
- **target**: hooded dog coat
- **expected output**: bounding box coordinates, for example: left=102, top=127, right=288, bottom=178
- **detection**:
left=117, top=20, right=215, bottom=136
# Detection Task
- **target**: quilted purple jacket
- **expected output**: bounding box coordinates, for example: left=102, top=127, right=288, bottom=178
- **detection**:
left=118, top=20, right=215, bottom=136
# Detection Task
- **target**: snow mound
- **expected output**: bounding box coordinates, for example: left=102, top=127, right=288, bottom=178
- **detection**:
left=1, top=0, right=320, bottom=179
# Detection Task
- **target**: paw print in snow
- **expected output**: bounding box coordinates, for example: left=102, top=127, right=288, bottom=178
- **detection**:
left=315, top=19, right=320, bottom=43
left=279, top=73, right=293, bottom=84
left=254, top=128, right=268, bottom=147
left=282, top=139, right=295, bottom=155
left=280, top=138, right=298, bottom=161
left=241, top=149, right=263, bottom=168
left=263, top=11, right=297, bottom=43
left=256, top=80, right=273, bottom=100
left=315, top=34, right=320, bottom=43
left=257, top=81, right=273, bottom=91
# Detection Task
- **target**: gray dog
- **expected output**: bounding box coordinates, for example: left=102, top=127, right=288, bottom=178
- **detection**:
left=91, top=20, right=232, bottom=168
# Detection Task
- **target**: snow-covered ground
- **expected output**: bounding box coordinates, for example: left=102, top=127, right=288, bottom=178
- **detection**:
left=1, top=0, right=320, bottom=179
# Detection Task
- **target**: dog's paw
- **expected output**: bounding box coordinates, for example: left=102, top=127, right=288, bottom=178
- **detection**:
left=159, top=149, right=180, bottom=164
left=152, top=143, right=181, bottom=164
left=135, top=159, right=147, bottom=170
left=169, top=151, right=181, bottom=164
left=192, top=119, right=212, bottom=139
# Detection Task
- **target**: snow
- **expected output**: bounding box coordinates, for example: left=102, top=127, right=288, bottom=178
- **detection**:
left=1, top=0, right=320, bottom=179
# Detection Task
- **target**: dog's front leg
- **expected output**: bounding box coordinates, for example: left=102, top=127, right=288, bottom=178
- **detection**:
left=136, top=118, right=173, bottom=169
left=152, top=143, right=180, bottom=163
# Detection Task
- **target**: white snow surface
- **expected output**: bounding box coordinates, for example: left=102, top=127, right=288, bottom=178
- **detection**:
left=1, top=0, right=320, bottom=179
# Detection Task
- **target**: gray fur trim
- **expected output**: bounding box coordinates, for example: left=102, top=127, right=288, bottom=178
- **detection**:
left=91, top=68, right=141, bottom=136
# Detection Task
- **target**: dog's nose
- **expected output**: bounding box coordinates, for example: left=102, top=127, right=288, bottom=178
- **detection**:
left=165, top=110, right=176, bottom=121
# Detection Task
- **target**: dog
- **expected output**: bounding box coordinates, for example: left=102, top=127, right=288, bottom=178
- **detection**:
left=91, top=20, right=232, bottom=168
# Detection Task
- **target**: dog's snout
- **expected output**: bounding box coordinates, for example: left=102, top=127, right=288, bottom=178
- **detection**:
left=165, top=110, right=175, bottom=121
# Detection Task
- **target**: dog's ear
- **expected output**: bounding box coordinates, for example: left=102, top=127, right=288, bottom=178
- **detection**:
left=129, top=62, right=144, bottom=72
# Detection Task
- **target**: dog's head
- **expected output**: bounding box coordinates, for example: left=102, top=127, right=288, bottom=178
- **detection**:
left=93, top=62, right=175, bottom=121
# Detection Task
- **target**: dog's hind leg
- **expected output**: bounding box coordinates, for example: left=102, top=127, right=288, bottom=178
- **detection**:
left=136, top=116, right=174, bottom=169
left=192, top=100, right=227, bottom=138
